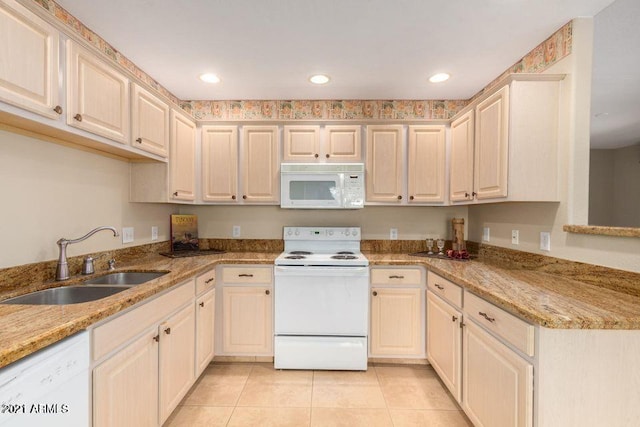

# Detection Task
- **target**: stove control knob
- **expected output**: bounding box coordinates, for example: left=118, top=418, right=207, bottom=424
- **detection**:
left=345, top=230, right=351, bottom=236
left=352, top=229, right=358, bottom=236
left=327, top=230, right=334, bottom=236
left=286, top=229, right=293, bottom=236
left=294, top=230, right=300, bottom=236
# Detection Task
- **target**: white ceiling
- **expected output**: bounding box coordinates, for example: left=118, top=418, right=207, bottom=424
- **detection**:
left=590, top=0, right=640, bottom=149
left=55, top=0, right=614, bottom=102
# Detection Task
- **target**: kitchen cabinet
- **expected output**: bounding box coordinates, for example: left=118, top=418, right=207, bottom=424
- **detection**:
left=201, top=125, right=238, bottom=202
left=369, top=267, right=425, bottom=358
left=283, top=125, right=361, bottom=162
left=0, top=0, right=61, bottom=120
left=131, top=83, right=169, bottom=157
left=449, top=75, right=562, bottom=204
left=169, top=108, right=196, bottom=201
left=66, top=40, right=130, bottom=144
left=218, top=265, right=273, bottom=356
left=407, top=125, right=446, bottom=203
left=365, top=125, right=404, bottom=203
left=242, top=126, right=279, bottom=203
left=195, top=289, right=215, bottom=376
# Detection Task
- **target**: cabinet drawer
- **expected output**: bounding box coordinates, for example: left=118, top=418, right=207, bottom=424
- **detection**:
left=93, top=279, right=195, bottom=361
left=196, top=269, right=215, bottom=294
left=464, top=290, right=535, bottom=357
left=221, top=266, right=273, bottom=284
left=427, top=271, right=462, bottom=308
left=371, top=268, right=422, bottom=286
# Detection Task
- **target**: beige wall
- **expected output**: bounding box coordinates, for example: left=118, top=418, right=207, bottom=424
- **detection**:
left=588, top=149, right=614, bottom=225
left=0, top=129, right=176, bottom=268
left=181, top=205, right=468, bottom=241
left=468, top=19, right=640, bottom=273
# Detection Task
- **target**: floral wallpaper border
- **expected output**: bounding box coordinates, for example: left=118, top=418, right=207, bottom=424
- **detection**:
left=29, top=0, right=572, bottom=121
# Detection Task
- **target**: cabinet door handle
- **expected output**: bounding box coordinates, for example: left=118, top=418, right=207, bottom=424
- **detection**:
left=173, top=191, right=179, bottom=197
left=464, top=192, right=470, bottom=198
left=325, top=154, right=330, bottom=158
left=314, top=153, right=319, bottom=158
left=452, top=315, right=458, bottom=322
left=74, top=113, right=83, bottom=122
left=53, top=105, right=63, bottom=115
left=205, top=278, right=214, bottom=284
left=478, top=312, right=495, bottom=323
left=434, top=284, right=444, bottom=290
left=199, top=301, right=205, bottom=307
left=164, top=327, right=171, bottom=335
left=409, top=195, right=414, bottom=200
left=265, top=289, right=270, bottom=295
left=231, top=195, right=236, bottom=200
left=472, top=192, right=477, bottom=197
left=242, top=195, right=247, bottom=200
left=389, top=275, right=404, bottom=279
left=397, top=195, right=402, bottom=200
left=136, top=137, right=142, bottom=143
left=238, top=273, right=254, bottom=277
left=372, top=291, right=378, bottom=296
left=153, top=334, right=160, bottom=342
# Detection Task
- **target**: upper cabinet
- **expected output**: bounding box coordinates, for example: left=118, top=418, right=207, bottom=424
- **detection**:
left=0, top=0, right=61, bottom=119
left=131, top=83, right=169, bottom=157
left=449, top=76, right=563, bottom=204
left=366, top=125, right=404, bottom=203
left=242, top=126, right=279, bottom=203
left=407, top=125, right=446, bottom=203
left=66, top=40, right=130, bottom=144
left=283, top=125, right=361, bottom=162
left=201, top=125, right=238, bottom=202
left=169, top=109, right=196, bottom=202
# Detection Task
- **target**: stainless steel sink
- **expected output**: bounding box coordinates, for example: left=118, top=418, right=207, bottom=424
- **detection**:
left=1, top=286, right=131, bottom=305
left=82, top=271, right=167, bottom=285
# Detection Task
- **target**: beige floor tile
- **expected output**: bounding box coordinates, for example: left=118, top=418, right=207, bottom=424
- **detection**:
left=182, top=376, right=247, bottom=406
left=389, top=409, right=473, bottom=427
left=248, top=363, right=313, bottom=385
left=164, top=405, right=233, bottom=427
left=380, top=377, right=459, bottom=410
left=203, top=362, right=253, bottom=383
left=374, top=365, right=435, bottom=386
left=237, top=382, right=313, bottom=407
left=312, top=384, right=387, bottom=408
left=313, top=369, right=379, bottom=385
left=227, top=407, right=311, bottom=427
left=310, top=408, right=393, bottom=427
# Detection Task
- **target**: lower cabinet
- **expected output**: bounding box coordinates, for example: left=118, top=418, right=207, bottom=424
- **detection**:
left=195, top=288, right=215, bottom=376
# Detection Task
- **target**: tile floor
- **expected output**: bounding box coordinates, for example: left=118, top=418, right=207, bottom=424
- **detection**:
left=165, top=363, right=473, bottom=426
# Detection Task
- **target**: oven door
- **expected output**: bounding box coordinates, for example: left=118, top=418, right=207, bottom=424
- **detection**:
left=274, top=266, right=369, bottom=336
left=280, top=173, right=343, bottom=208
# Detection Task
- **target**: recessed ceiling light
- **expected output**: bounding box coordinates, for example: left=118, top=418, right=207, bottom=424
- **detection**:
left=199, top=73, right=220, bottom=84
left=309, top=74, right=330, bottom=85
left=429, top=73, right=450, bottom=83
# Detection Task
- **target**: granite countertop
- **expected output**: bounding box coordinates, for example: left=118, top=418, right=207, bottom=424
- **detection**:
left=1, top=250, right=639, bottom=369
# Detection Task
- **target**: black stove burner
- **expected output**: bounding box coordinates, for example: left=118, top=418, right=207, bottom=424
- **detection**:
left=331, top=255, right=358, bottom=260
left=285, top=255, right=306, bottom=259
left=289, top=251, right=312, bottom=255
left=336, top=251, right=355, bottom=255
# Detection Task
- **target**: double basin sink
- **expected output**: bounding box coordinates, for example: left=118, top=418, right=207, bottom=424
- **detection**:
left=1, top=272, right=167, bottom=305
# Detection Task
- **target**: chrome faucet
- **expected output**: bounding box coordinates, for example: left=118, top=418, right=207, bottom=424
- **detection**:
left=56, top=226, right=119, bottom=281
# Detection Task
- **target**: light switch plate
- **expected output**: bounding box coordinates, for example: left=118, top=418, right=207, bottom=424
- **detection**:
left=390, top=228, right=398, bottom=240
left=483, top=227, right=490, bottom=242
left=232, top=225, right=241, bottom=238
left=122, top=227, right=134, bottom=244
left=151, top=226, right=158, bottom=241
left=540, top=232, right=551, bottom=251
left=511, top=229, right=519, bottom=245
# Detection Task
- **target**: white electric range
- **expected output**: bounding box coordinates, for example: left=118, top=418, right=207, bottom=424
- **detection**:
left=274, top=227, right=369, bottom=370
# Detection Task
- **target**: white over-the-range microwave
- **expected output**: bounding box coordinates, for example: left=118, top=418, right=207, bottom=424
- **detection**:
left=280, top=163, right=365, bottom=209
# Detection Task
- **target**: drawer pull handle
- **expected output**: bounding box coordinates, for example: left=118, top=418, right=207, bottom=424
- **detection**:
left=479, top=312, right=495, bottom=323
left=238, top=273, right=254, bottom=277
left=205, top=278, right=214, bottom=284
left=164, top=327, right=171, bottom=335
left=389, top=275, right=404, bottom=279
left=265, top=289, right=270, bottom=295
left=434, top=284, right=444, bottom=290
left=372, top=291, right=378, bottom=296
left=452, top=315, right=458, bottom=322
left=199, top=302, right=205, bottom=307
left=153, top=334, right=160, bottom=342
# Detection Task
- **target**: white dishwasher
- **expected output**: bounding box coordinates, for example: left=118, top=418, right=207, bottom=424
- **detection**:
left=0, top=331, right=90, bottom=427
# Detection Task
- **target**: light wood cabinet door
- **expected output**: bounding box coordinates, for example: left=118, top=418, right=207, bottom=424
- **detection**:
left=426, top=291, right=462, bottom=402
left=370, top=287, right=422, bottom=356
left=93, top=328, right=159, bottom=427
left=407, top=125, right=446, bottom=203
left=159, top=303, right=196, bottom=424
left=131, top=83, right=169, bottom=156
left=202, top=125, right=238, bottom=202
left=283, top=125, right=320, bottom=161
left=66, top=40, right=130, bottom=143
left=169, top=109, right=196, bottom=201
left=0, top=0, right=60, bottom=119
left=475, top=85, right=509, bottom=200
left=450, top=109, right=475, bottom=202
left=463, top=319, right=533, bottom=427
left=242, top=126, right=279, bottom=203
left=366, top=125, right=403, bottom=203
left=222, top=286, right=273, bottom=355
left=324, top=125, right=362, bottom=162
left=196, top=289, right=215, bottom=376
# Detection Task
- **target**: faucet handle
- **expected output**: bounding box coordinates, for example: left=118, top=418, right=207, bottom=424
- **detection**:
left=82, top=256, right=95, bottom=275
left=107, top=259, right=116, bottom=271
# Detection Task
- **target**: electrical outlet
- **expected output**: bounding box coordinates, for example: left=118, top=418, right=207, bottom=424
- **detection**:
left=151, top=226, right=158, bottom=241
left=232, top=225, right=241, bottom=238
left=511, top=229, right=519, bottom=245
left=540, top=232, right=551, bottom=251
left=122, top=227, right=134, bottom=244
left=390, top=228, right=398, bottom=240
left=483, top=227, right=490, bottom=242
